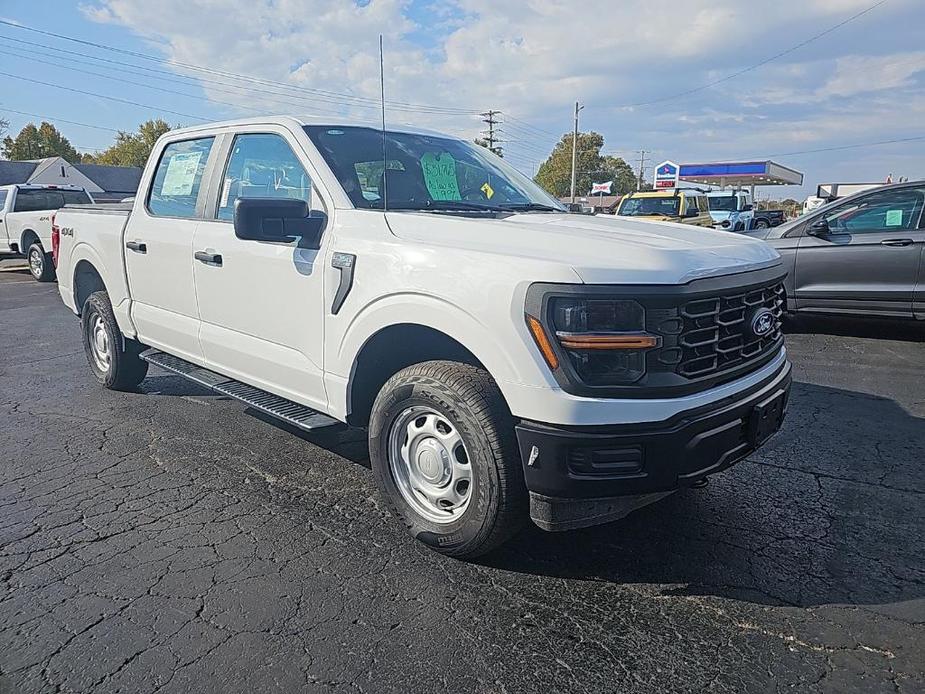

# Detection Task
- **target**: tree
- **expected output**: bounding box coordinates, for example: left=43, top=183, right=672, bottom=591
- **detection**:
left=2, top=121, right=80, bottom=163
left=0, top=117, right=8, bottom=139
left=534, top=132, right=635, bottom=198
left=85, top=119, right=173, bottom=168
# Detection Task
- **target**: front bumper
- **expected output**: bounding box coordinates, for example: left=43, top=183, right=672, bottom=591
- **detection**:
left=515, top=358, right=791, bottom=531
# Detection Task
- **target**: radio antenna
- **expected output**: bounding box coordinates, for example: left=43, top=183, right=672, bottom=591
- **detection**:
left=379, top=34, right=388, bottom=212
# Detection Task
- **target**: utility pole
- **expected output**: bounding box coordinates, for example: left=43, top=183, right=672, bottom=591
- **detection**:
left=480, top=110, right=503, bottom=156
left=570, top=101, right=584, bottom=203
left=636, top=149, right=649, bottom=191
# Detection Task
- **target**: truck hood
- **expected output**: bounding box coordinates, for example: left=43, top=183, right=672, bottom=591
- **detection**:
left=386, top=212, right=780, bottom=285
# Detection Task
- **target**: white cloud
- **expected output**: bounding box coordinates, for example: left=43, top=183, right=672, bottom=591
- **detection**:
left=78, top=0, right=925, bottom=189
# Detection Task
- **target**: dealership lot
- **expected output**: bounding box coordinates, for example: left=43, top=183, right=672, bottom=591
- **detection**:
left=0, top=265, right=922, bottom=693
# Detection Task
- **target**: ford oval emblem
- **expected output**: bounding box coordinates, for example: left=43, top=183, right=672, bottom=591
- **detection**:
left=750, top=308, right=776, bottom=337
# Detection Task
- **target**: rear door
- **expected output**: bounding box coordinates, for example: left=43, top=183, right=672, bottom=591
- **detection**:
left=125, top=136, right=216, bottom=363
left=794, top=186, right=925, bottom=317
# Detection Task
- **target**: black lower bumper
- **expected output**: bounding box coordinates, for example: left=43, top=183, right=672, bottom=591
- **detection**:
left=515, top=360, right=791, bottom=530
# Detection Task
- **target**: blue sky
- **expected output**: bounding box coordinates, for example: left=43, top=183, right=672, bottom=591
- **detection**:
left=1, top=0, right=923, bottom=198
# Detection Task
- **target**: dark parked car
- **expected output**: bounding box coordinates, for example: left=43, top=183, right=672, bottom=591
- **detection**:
left=752, top=209, right=786, bottom=228
left=747, top=181, right=925, bottom=320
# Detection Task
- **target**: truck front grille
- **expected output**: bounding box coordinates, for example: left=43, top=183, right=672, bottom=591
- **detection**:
left=676, top=281, right=785, bottom=379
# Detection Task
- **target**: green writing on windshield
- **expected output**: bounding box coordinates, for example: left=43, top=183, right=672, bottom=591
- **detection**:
left=421, top=152, right=462, bottom=201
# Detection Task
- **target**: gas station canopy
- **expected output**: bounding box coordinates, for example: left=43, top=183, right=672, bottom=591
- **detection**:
left=678, top=161, right=803, bottom=188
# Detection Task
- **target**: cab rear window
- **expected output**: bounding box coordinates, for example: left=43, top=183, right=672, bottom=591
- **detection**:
left=13, top=189, right=91, bottom=212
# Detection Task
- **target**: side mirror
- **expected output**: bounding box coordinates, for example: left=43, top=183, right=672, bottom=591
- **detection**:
left=743, top=203, right=754, bottom=211
left=807, top=218, right=830, bottom=236
left=233, top=198, right=326, bottom=249
left=685, top=208, right=700, bottom=218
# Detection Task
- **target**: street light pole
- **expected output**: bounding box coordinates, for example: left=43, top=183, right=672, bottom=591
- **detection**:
left=570, top=101, right=584, bottom=204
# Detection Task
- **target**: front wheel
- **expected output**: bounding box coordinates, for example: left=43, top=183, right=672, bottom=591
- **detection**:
left=28, top=242, right=55, bottom=282
left=368, top=361, right=527, bottom=559
left=81, top=291, right=148, bottom=390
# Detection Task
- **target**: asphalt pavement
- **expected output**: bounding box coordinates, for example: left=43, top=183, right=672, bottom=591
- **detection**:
left=1, top=261, right=923, bottom=693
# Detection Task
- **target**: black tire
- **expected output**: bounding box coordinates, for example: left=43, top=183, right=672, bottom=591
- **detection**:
left=27, top=242, right=55, bottom=282
left=754, top=219, right=770, bottom=229
left=369, top=361, right=527, bottom=559
left=81, top=291, right=148, bottom=391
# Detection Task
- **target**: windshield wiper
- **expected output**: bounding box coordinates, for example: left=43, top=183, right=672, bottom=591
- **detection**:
left=499, top=202, right=564, bottom=213
left=386, top=200, right=506, bottom=213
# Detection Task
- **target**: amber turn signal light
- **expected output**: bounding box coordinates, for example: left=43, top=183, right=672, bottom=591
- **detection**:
left=526, top=315, right=559, bottom=370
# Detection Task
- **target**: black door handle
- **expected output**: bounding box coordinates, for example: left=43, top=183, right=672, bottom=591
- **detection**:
left=194, top=250, right=222, bottom=266
left=880, top=239, right=913, bottom=247
left=125, top=240, right=147, bottom=253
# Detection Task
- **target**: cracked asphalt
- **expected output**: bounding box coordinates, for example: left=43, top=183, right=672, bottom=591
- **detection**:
left=1, top=261, right=923, bottom=693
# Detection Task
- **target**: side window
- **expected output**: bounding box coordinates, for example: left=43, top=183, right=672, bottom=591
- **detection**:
left=216, top=134, right=312, bottom=221
left=0, top=191, right=7, bottom=211
left=13, top=190, right=51, bottom=212
left=686, top=196, right=699, bottom=214
left=823, top=188, right=924, bottom=233
left=147, top=137, right=215, bottom=218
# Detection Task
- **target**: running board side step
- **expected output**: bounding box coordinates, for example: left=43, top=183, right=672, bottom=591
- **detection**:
left=141, top=350, right=342, bottom=432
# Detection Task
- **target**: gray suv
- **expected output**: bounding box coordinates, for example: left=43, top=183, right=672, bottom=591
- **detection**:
left=747, top=182, right=925, bottom=320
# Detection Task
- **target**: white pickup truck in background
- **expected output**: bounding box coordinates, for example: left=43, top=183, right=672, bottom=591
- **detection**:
left=54, top=116, right=791, bottom=559
left=0, top=183, right=94, bottom=281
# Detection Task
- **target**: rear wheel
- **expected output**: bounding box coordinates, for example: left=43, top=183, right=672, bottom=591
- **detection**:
left=81, top=291, right=148, bottom=390
left=28, top=242, right=55, bottom=282
left=368, top=361, right=527, bottom=559
left=754, top=219, right=770, bottom=229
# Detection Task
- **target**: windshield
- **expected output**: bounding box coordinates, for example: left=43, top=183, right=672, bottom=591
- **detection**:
left=618, top=196, right=680, bottom=217
left=707, top=196, right=738, bottom=212
left=304, top=125, right=565, bottom=212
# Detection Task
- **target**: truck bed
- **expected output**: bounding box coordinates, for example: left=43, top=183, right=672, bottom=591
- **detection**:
left=55, top=205, right=133, bottom=316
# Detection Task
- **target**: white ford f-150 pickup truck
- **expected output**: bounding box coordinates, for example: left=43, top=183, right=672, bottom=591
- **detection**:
left=0, top=184, right=93, bottom=281
left=54, top=116, right=791, bottom=558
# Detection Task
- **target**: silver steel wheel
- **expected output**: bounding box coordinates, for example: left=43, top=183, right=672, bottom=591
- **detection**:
left=29, top=247, right=43, bottom=278
left=387, top=407, right=472, bottom=524
left=88, top=313, right=112, bottom=373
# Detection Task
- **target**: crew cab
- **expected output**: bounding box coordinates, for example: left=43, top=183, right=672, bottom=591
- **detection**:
left=0, top=184, right=93, bottom=281
left=55, top=116, right=791, bottom=559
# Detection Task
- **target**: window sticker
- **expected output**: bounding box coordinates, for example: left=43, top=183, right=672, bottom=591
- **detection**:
left=480, top=182, right=495, bottom=199
left=220, top=177, right=233, bottom=208
left=885, top=209, right=903, bottom=227
left=161, top=151, right=203, bottom=196
left=420, top=152, right=461, bottom=201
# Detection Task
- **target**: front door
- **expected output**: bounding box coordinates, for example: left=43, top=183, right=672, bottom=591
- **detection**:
left=125, top=136, right=216, bottom=362
left=794, top=186, right=925, bottom=317
left=192, top=130, right=329, bottom=411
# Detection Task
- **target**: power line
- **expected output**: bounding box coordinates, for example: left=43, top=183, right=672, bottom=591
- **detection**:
left=0, top=19, right=478, bottom=116
left=616, top=0, right=890, bottom=108
left=0, top=71, right=210, bottom=121
left=756, top=134, right=925, bottom=158
left=0, top=46, right=350, bottom=119
left=0, top=106, right=121, bottom=132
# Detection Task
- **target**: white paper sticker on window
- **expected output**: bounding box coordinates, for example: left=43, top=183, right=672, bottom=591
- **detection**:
left=161, top=151, right=203, bottom=196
